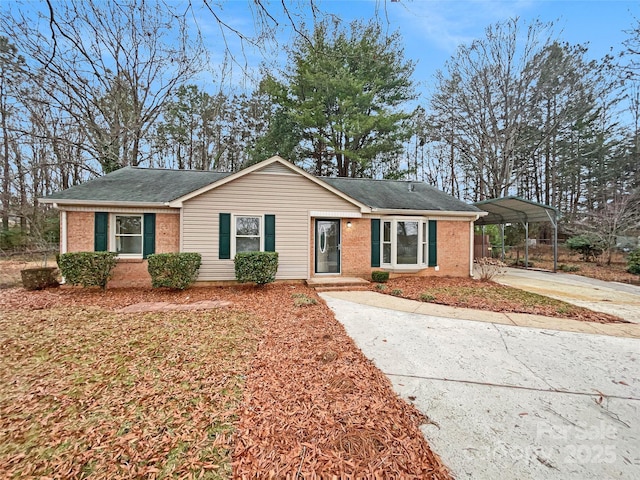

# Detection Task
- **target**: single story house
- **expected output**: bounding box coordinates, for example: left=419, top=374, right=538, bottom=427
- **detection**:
left=40, top=156, right=486, bottom=287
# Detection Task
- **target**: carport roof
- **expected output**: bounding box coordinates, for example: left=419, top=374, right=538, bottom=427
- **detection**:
left=473, top=196, right=558, bottom=225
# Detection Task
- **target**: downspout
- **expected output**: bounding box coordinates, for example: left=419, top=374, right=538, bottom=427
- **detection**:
left=525, top=222, right=529, bottom=269
left=56, top=204, right=67, bottom=285
left=470, top=215, right=480, bottom=277
left=56, top=204, right=67, bottom=255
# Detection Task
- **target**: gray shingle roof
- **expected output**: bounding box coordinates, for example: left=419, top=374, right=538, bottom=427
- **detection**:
left=43, top=164, right=480, bottom=213
left=43, top=167, right=231, bottom=203
left=321, top=177, right=482, bottom=213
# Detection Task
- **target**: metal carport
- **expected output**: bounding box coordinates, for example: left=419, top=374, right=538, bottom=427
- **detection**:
left=473, top=196, right=559, bottom=272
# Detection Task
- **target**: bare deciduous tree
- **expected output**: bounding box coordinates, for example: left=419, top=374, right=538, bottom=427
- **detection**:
left=1, top=0, right=206, bottom=173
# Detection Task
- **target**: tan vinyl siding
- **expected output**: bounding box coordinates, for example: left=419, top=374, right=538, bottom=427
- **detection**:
left=182, top=171, right=361, bottom=280
left=255, top=162, right=298, bottom=175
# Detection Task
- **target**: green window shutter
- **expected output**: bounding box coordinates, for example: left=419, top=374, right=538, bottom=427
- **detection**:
left=265, top=214, right=276, bottom=252
left=94, top=212, right=108, bottom=251
left=143, top=213, right=156, bottom=259
left=371, top=219, right=381, bottom=267
left=428, top=220, right=438, bottom=267
left=219, top=213, right=231, bottom=259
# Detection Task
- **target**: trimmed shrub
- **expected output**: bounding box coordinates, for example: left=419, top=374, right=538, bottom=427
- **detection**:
left=147, top=253, right=202, bottom=290
left=371, top=270, right=390, bottom=283
left=21, top=267, right=59, bottom=290
left=234, top=252, right=279, bottom=285
left=627, top=248, right=640, bottom=275
left=58, top=252, right=118, bottom=289
left=566, top=234, right=605, bottom=262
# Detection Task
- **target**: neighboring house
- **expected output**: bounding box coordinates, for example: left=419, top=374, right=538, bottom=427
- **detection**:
left=40, top=156, right=486, bottom=287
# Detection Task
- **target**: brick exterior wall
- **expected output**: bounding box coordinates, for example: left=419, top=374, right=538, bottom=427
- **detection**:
left=155, top=213, right=180, bottom=253
left=340, top=218, right=372, bottom=277
left=65, top=211, right=94, bottom=252
left=63, top=211, right=180, bottom=288
left=309, top=217, right=472, bottom=280
left=423, top=220, right=471, bottom=278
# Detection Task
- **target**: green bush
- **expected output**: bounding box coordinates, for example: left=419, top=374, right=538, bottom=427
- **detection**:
left=234, top=252, right=279, bottom=285
left=391, top=288, right=403, bottom=296
left=0, top=227, right=26, bottom=250
left=559, top=264, right=580, bottom=272
left=627, top=248, right=640, bottom=275
left=147, top=253, right=202, bottom=290
left=58, top=252, right=118, bottom=289
left=420, top=292, right=435, bottom=302
left=292, top=293, right=318, bottom=307
left=371, top=270, right=390, bottom=283
left=566, top=234, right=605, bottom=262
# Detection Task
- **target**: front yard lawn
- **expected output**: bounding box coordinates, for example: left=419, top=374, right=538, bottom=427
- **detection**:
left=0, top=305, right=258, bottom=478
left=0, top=284, right=450, bottom=478
left=375, top=277, right=624, bottom=324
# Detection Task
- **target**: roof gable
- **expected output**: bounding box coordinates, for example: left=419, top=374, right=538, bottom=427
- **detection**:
left=168, top=156, right=369, bottom=212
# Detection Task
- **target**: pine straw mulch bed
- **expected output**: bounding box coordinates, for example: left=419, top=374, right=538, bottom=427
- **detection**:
left=373, top=277, right=625, bottom=324
left=0, top=285, right=451, bottom=479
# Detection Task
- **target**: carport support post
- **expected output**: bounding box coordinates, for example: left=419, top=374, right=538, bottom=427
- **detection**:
left=525, top=222, right=529, bottom=268
left=553, top=218, right=558, bottom=272
left=500, top=223, right=505, bottom=262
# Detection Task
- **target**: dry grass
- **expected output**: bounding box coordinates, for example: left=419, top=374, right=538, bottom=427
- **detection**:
left=508, top=245, right=640, bottom=285
left=0, top=283, right=451, bottom=478
left=376, top=276, right=624, bottom=324
left=0, top=305, right=258, bottom=478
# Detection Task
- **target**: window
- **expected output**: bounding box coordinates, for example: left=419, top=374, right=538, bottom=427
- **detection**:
left=421, top=222, right=428, bottom=265
left=382, top=221, right=392, bottom=264
left=380, top=218, right=429, bottom=268
left=235, top=215, right=262, bottom=253
left=396, top=221, right=418, bottom=265
left=114, top=215, right=143, bottom=256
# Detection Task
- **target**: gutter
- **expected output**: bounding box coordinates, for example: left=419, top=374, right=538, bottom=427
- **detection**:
left=372, top=208, right=489, bottom=218
left=39, top=198, right=170, bottom=208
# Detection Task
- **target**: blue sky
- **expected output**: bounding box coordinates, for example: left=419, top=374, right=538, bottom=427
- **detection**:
left=200, top=0, right=640, bottom=97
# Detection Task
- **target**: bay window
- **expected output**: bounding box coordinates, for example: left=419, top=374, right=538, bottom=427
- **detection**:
left=380, top=218, right=430, bottom=268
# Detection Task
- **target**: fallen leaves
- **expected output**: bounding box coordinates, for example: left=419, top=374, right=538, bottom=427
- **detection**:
left=0, top=284, right=451, bottom=478
left=228, top=285, right=451, bottom=478
left=377, top=277, right=625, bottom=324
left=0, top=299, right=258, bottom=478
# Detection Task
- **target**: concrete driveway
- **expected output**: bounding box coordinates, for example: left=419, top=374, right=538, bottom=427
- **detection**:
left=321, top=294, right=640, bottom=479
left=496, top=268, right=640, bottom=324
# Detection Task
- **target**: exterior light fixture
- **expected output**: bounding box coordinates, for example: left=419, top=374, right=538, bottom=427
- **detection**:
left=347, top=221, right=352, bottom=228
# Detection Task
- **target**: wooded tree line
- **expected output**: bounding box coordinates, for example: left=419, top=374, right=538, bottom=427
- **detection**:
left=0, top=1, right=638, bottom=249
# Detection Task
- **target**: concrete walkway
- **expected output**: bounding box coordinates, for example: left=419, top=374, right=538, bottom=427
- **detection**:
left=322, top=290, right=640, bottom=338
left=496, top=267, right=640, bottom=324
left=321, top=292, right=640, bottom=480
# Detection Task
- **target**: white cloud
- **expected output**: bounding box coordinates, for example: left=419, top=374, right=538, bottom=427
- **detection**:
left=392, top=0, right=538, bottom=53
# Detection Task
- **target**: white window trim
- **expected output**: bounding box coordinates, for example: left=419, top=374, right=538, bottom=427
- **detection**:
left=231, top=214, right=264, bottom=256
left=109, top=213, right=144, bottom=259
left=380, top=217, right=429, bottom=270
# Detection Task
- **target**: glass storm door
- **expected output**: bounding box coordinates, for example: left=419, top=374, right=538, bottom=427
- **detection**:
left=315, top=219, right=340, bottom=274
